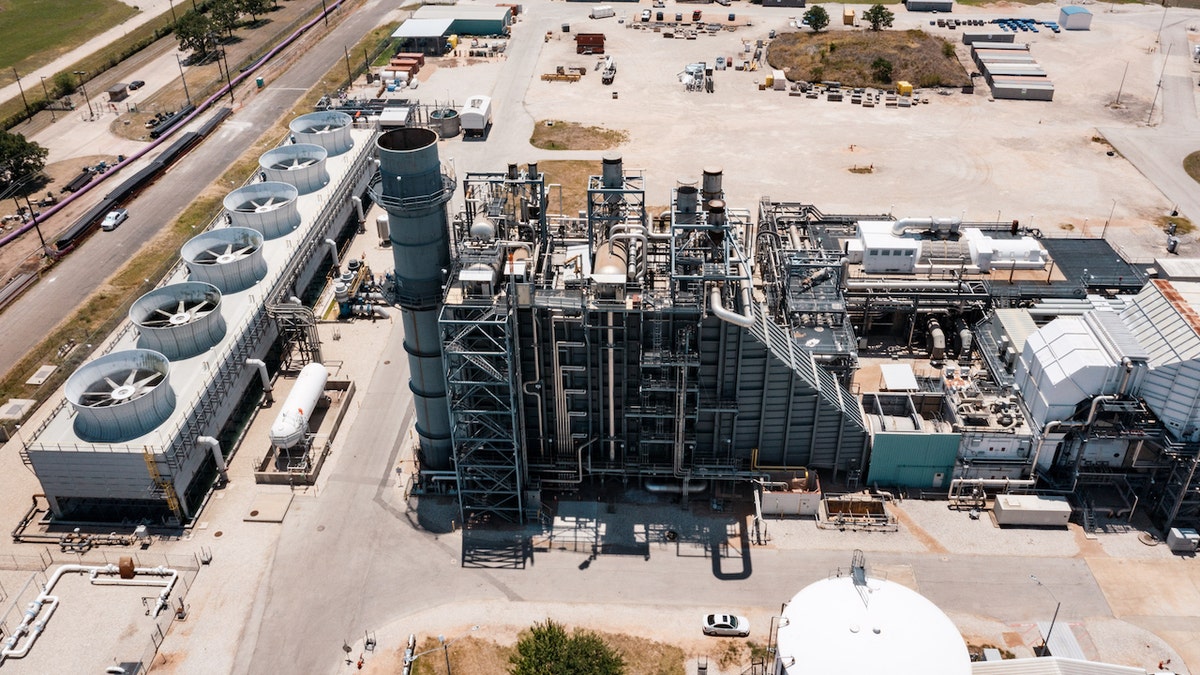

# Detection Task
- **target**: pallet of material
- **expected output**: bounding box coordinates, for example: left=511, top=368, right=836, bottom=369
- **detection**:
left=541, top=72, right=582, bottom=82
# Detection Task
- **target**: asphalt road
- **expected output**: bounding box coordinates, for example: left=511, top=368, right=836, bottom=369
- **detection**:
left=0, top=0, right=376, bottom=375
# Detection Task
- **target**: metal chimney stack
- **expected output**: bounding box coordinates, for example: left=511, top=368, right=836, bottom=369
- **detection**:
left=370, top=128, right=455, bottom=469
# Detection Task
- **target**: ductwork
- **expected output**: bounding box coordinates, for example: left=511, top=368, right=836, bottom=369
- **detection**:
left=325, top=238, right=339, bottom=269
left=245, top=358, right=273, bottom=403
left=890, top=216, right=962, bottom=236
left=195, top=436, right=228, bottom=482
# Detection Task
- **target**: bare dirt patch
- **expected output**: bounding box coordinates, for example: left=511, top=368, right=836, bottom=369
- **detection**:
left=766, top=29, right=969, bottom=88
left=539, top=159, right=601, bottom=217
left=394, top=630, right=686, bottom=675
left=531, top=119, right=628, bottom=151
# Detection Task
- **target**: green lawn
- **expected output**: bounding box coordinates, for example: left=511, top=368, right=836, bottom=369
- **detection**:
left=0, top=0, right=138, bottom=76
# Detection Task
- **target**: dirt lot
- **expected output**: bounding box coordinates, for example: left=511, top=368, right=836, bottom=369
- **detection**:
left=426, top=1, right=1184, bottom=267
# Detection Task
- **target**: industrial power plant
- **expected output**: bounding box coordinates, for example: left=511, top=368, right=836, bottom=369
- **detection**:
left=13, top=120, right=1200, bottom=544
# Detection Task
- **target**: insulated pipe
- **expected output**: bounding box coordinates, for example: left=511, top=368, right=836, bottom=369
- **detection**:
left=325, top=238, right=339, bottom=269
left=1118, top=357, right=1133, bottom=395
left=948, top=477, right=1036, bottom=501
left=1086, top=395, right=1116, bottom=426
left=1030, top=420, right=1063, bottom=477
left=645, top=481, right=708, bottom=494
left=607, top=312, right=617, bottom=462
left=352, top=304, right=390, bottom=318
left=351, top=195, right=364, bottom=222
left=196, top=436, right=228, bottom=482
left=246, top=358, right=273, bottom=403
left=890, top=216, right=962, bottom=236
left=710, top=285, right=754, bottom=327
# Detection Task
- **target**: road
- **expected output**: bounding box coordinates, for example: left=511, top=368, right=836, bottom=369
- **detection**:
left=1101, top=10, right=1200, bottom=236
left=0, top=0, right=370, bottom=374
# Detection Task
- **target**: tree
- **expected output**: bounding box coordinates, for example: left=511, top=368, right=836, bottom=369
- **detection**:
left=871, top=57, right=894, bottom=83
left=509, top=620, right=625, bottom=675
left=863, top=4, right=895, bottom=31
left=803, top=6, right=830, bottom=32
left=238, top=0, right=272, bottom=22
left=210, top=0, right=242, bottom=37
left=0, top=131, right=48, bottom=197
left=176, top=11, right=217, bottom=56
left=51, top=72, right=76, bottom=97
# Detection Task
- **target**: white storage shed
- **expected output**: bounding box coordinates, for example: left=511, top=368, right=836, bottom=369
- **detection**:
left=1059, top=6, right=1092, bottom=30
left=460, top=95, right=493, bottom=135
left=993, top=494, right=1072, bottom=527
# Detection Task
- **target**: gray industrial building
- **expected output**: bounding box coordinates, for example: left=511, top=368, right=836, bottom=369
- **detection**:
left=22, top=115, right=1200, bottom=539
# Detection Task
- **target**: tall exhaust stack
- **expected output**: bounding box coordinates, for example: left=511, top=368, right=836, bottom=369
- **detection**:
left=370, top=128, right=455, bottom=469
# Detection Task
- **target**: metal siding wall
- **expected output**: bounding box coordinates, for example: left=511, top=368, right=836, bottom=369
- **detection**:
left=866, top=433, right=960, bottom=488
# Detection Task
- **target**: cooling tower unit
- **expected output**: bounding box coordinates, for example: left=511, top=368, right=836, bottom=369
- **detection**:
left=223, top=182, right=301, bottom=239
left=182, top=227, right=268, bottom=294
left=259, top=143, right=329, bottom=194
left=130, top=282, right=226, bottom=360
left=289, top=111, right=354, bottom=155
left=65, top=349, right=176, bottom=442
left=368, top=127, right=455, bottom=469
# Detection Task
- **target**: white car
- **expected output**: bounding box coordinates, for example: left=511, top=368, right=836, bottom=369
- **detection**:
left=641, top=9, right=652, bottom=21
left=100, top=208, right=128, bottom=231
left=702, top=613, right=749, bottom=637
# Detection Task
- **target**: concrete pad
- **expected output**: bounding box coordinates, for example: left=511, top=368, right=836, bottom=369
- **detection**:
left=243, top=493, right=294, bottom=523
left=24, top=365, right=56, bottom=386
left=0, top=398, right=35, bottom=420
left=1088, top=558, right=1200, bottom=618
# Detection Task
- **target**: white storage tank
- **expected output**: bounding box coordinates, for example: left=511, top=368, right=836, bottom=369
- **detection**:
left=269, top=363, right=329, bottom=449
left=993, top=494, right=1072, bottom=527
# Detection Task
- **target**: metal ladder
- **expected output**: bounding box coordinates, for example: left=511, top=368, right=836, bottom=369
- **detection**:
left=143, top=452, right=182, bottom=520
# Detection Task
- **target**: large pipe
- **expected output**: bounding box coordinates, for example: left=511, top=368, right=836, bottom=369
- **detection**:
left=948, top=477, right=1036, bottom=501
left=0, top=563, right=179, bottom=663
left=710, top=285, right=753, bottom=327
left=890, top=216, right=962, bottom=236
left=196, top=436, right=227, bottom=482
left=1118, top=357, right=1133, bottom=395
left=246, top=358, right=273, bottom=403
left=701, top=166, right=723, bottom=202
left=350, top=195, right=364, bottom=223
left=927, top=317, right=945, bottom=362
left=645, top=481, right=709, bottom=495
left=325, top=238, right=339, bottom=269
left=371, top=127, right=455, bottom=468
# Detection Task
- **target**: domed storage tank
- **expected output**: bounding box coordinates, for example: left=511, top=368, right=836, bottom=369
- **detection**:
left=182, top=227, right=268, bottom=294
left=130, top=282, right=226, bottom=360
left=289, top=111, right=354, bottom=155
left=65, top=349, right=176, bottom=442
left=223, top=182, right=301, bottom=239
left=430, top=108, right=461, bottom=138
left=259, top=143, right=329, bottom=194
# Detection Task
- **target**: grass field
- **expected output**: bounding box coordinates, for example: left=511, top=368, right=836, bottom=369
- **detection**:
left=766, top=29, right=969, bottom=89
left=0, top=0, right=138, bottom=79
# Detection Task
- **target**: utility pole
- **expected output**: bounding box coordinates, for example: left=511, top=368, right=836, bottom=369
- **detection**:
left=344, top=45, right=354, bottom=85
left=39, top=76, right=55, bottom=122
left=13, top=69, right=30, bottom=120
left=320, top=0, right=329, bottom=26
left=176, top=54, right=193, bottom=105
left=219, top=48, right=234, bottom=104
left=73, top=71, right=95, bottom=120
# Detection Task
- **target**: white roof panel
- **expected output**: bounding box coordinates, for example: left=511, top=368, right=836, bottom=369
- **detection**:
left=392, top=18, right=454, bottom=38
left=973, top=657, right=1144, bottom=675
left=880, top=363, right=919, bottom=391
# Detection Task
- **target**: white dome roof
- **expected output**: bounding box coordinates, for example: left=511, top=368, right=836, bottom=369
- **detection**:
left=776, top=575, right=970, bottom=675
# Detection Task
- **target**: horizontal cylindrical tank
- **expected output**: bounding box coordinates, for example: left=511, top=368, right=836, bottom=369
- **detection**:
left=269, top=363, right=328, bottom=449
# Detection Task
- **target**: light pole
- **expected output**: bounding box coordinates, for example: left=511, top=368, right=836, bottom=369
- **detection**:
left=1030, top=575, right=1061, bottom=657
left=39, top=76, right=55, bottom=122
left=73, top=71, right=94, bottom=119
left=167, top=0, right=178, bottom=24
left=1102, top=199, right=1117, bottom=240
left=176, top=54, right=192, bottom=105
